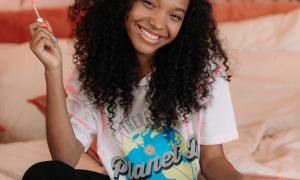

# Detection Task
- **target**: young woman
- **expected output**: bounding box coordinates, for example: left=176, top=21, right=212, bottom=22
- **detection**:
left=23, top=0, right=290, bottom=179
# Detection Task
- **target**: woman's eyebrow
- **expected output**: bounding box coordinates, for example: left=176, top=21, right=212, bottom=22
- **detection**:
left=173, top=7, right=186, bottom=14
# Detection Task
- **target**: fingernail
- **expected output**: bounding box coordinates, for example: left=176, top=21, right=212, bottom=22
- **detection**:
left=41, top=23, right=49, bottom=29
left=52, top=37, right=58, bottom=45
left=36, top=17, right=45, bottom=24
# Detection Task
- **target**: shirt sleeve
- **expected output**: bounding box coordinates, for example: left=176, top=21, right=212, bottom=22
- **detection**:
left=65, top=72, right=98, bottom=152
left=198, top=75, right=239, bottom=145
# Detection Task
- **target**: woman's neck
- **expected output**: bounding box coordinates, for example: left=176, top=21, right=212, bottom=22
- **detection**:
left=136, top=52, right=155, bottom=80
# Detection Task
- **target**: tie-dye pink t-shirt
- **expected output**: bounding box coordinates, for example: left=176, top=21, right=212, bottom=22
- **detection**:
left=65, top=70, right=238, bottom=180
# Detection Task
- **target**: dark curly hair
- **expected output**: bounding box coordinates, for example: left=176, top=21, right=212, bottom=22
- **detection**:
left=68, top=0, right=230, bottom=130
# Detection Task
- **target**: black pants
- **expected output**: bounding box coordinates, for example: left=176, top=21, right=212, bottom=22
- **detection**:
left=22, top=160, right=111, bottom=180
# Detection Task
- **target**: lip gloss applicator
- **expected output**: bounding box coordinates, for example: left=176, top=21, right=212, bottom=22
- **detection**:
left=20, top=0, right=46, bottom=24
left=20, top=0, right=58, bottom=44
left=31, top=0, right=57, bottom=43
left=30, top=0, right=45, bottom=24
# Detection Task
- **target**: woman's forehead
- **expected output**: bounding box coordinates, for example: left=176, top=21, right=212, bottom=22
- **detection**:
left=154, top=0, right=190, bottom=11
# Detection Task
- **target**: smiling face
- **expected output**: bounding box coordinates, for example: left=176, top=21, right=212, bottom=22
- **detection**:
left=125, top=0, right=189, bottom=56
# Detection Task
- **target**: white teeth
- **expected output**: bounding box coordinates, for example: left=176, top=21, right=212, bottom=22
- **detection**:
left=140, top=27, right=160, bottom=40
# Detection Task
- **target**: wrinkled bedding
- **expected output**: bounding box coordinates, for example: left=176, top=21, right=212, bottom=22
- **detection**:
left=224, top=122, right=300, bottom=179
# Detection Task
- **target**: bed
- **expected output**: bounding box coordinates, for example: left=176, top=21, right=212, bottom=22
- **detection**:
left=0, top=1, right=300, bottom=179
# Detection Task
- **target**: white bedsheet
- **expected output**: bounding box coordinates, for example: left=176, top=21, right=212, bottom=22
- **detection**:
left=0, top=140, right=106, bottom=180
left=219, top=7, right=300, bottom=179
left=224, top=121, right=300, bottom=179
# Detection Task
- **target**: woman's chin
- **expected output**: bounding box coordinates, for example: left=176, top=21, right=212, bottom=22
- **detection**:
left=134, top=46, right=157, bottom=56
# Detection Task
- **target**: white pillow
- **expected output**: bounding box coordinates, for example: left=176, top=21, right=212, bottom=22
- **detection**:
left=0, top=39, right=75, bottom=142
left=219, top=8, right=300, bottom=52
left=229, top=51, right=300, bottom=128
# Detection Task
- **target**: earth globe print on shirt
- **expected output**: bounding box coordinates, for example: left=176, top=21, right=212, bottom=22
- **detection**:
left=112, top=126, right=199, bottom=180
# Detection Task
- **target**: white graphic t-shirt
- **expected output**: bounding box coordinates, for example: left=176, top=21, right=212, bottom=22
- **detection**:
left=65, top=70, right=239, bottom=180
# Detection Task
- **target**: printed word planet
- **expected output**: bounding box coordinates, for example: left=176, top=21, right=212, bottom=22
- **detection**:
left=111, top=137, right=198, bottom=179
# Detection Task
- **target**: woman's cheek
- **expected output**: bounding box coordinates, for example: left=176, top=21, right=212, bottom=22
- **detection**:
left=169, top=23, right=183, bottom=38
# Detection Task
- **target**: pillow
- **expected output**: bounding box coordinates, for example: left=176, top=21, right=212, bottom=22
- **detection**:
left=0, top=39, right=75, bottom=142
left=0, top=8, right=72, bottom=43
left=27, top=95, right=101, bottom=164
left=219, top=8, right=300, bottom=52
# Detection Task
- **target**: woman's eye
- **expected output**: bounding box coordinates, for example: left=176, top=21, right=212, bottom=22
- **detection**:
left=143, top=0, right=155, bottom=8
left=171, top=14, right=183, bottom=21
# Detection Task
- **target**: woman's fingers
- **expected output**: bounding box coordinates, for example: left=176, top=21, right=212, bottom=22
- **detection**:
left=35, top=37, right=55, bottom=54
left=29, top=20, right=54, bottom=36
left=29, top=22, right=42, bottom=36
left=31, top=30, right=51, bottom=47
left=28, top=20, right=62, bottom=71
left=31, top=34, right=61, bottom=67
left=30, top=33, right=56, bottom=57
left=30, top=25, right=60, bottom=59
left=43, top=20, right=54, bottom=33
left=32, top=27, right=57, bottom=44
left=31, top=28, right=58, bottom=48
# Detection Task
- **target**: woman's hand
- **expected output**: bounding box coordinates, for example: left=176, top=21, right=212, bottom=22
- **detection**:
left=29, top=20, right=62, bottom=72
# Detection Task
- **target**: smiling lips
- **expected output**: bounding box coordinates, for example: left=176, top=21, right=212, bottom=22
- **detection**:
left=138, top=25, right=166, bottom=44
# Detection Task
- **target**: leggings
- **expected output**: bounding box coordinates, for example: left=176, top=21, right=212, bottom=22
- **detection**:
left=22, top=160, right=111, bottom=180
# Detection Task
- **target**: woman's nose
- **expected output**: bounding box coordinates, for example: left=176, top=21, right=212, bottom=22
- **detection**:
left=149, top=19, right=163, bottom=30
left=148, top=12, right=165, bottom=30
